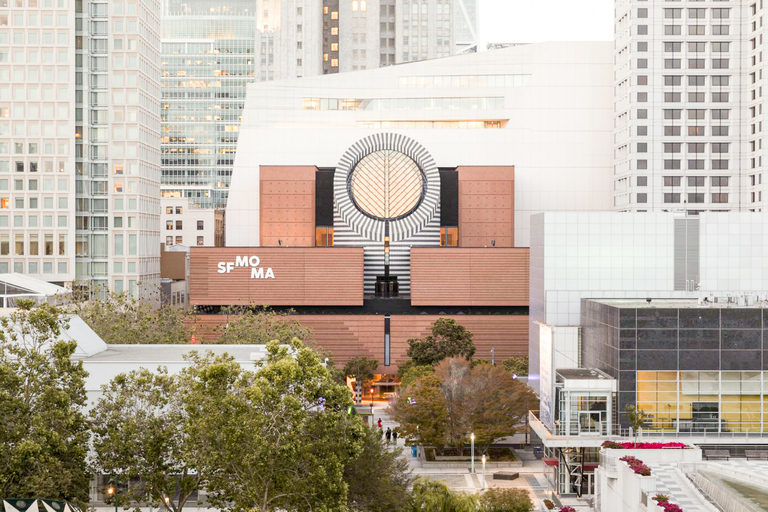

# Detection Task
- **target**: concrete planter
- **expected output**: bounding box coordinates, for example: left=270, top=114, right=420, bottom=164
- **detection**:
left=418, top=447, right=523, bottom=468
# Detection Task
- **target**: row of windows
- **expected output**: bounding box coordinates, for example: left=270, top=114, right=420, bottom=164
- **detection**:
left=165, top=220, right=204, bottom=230
left=663, top=42, right=730, bottom=52
left=661, top=176, right=730, bottom=187
left=659, top=75, right=730, bottom=86
left=165, top=235, right=205, bottom=246
left=651, top=126, right=729, bottom=136
left=0, top=261, right=68, bottom=275
left=656, top=109, right=730, bottom=120
left=636, top=160, right=730, bottom=171
left=658, top=25, right=730, bottom=36
left=662, top=8, right=730, bottom=19
left=654, top=91, right=730, bottom=102
left=0, top=196, right=70, bottom=212
left=658, top=192, right=729, bottom=203
left=0, top=233, right=66, bottom=256
left=639, top=58, right=731, bottom=69
left=636, top=142, right=730, bottom=153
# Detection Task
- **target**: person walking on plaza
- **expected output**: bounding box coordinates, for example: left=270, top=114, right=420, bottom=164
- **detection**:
left=392, top=429, right=398, bottom=444
left=377, top=418, right=382, bottom=428
left=385, top=427, right=392, bottom=444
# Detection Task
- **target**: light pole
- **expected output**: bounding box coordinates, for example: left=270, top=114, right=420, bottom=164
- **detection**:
left=470, top=433, right=475, bottom=473
left=481, top=454, right=487, bottom=491
left=106, top=480, right=117, bottom=512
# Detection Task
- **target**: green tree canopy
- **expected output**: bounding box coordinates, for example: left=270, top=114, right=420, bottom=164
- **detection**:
left=90, top=368, right=200, bottom=512
left=182, top=339, right=365, bottom=512
left=479, top=488, right=534, bottom=512
left=211, top=307, right=313, bottom=345
left=343, top=356, right=379, bottom=382
left=501, top=356, right=529, bottom=377
left=405, top=318, right=475, bottom=368
left=0, top=300, right=90, bottom=507
left=408, top=479, right=477, bottom=512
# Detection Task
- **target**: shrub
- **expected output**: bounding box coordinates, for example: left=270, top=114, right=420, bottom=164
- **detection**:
left=558, top=507, right=577, bottom=512
left=657, top=502, right=684, bottom=512
left=601, top=441, right=688, bottom=449
left=543, top=499, right=555, bottom=510
left=601, top=440, right=623, bottom=449
left=479, top=488, right=533, bottom=512
left=653, top=494, right=670, bottom=503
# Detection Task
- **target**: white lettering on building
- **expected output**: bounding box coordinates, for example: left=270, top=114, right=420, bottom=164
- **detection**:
left=216, top=256, right=275, bottom=279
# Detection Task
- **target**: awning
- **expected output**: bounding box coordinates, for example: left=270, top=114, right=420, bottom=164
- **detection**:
left=542, top=457, right=559, bottom=467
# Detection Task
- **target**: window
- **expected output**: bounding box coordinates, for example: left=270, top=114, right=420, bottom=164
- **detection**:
left=665, top=92, right=681, bottom=102
left=712, top=42, right=729, bottom=52
left=638, top=75, right=648, bottom=85
left=688, top=76, right=705, bottom=86
left=688, top=177, right=705, bottom=187
left=665, top=160, right=681, bottom=170
left=638, top=59, right=648, bottom=69
left=712, top=193, right=729, bottom=203
left=665, top=42, right=682, bottom=52
left=638, top=109, right=648, bottom=119
left=712, top=126, right=728, bottom=138
left=712, top=92, right=729, bottom=102
left=176, top=220, right=182, bottom=230
left=664, top=59, right=681, bottom=69
left=712, top=176, right=730, bottom=186
left=166, top=220, right=173, bottom=230
left=712, top=59, right=729, bottom=69
left=331, top=11, right=338, bottom=20
left=712, top=76, right=730, bottom=86
left=688, top=92, right=705, bottom=102
left=665, top=8, right=682, bottom=19
left=175, top=206, right=182, bottom=214
left=638, top=126, right=648, bottom=136
left=637, top=160, right=648, bottom=170
left=688, top=126, right=705, bottom=136
left=712, top=25, right=729, bottom=35
left=664, top=143, right=682, bottom=153
left=637, top=143, right=647, bottom=153
left=688, top=193, right=704, bottom=203
left=331, top=58, right=339, bottom=67
left=688, top=143, right=705, bottom=153
left=331, top=27, right=339, bottom=35
left=688, top=42, right=706, bottom=53
left=711, top=143, right=730, bottom=153
left=688, top=109, right=706, bottom=120
left=664, top=193, right=681, bottom=203
left=638, top=42, right=648, bottom=52
left=166, top=236, right=172, bottom=245
left=688, top=59, right=705, bottom=69
left=664, top=177, right=682, bottom=187
left=688, top=160, right=705, bottom=170
left=664, top=76, right=682, bottom=86
left=638, top=8, right=648, bottom=18
left=197, top=236, right=204, bottom=246
left=664, top=109, right=682, bottom=120
left=665, top=25, right=682, bottom=36
left=637, top=193, right=648, bottom=204
left=712, top=8, right=729, bottom=19
left=197, top=220, right=204, bottom=230
left=665, top=126, right=681, bottom=136
left=688, top=8, right=705, bottom=19
left=711, top=109, right=730, bottom=120
left=712, top=159, right=729, bottom=170
left=166, top=206, right=173, bottom=214
left=637, top=92, right=648, bottom=103
left=637, top=176, right=648, bottom=187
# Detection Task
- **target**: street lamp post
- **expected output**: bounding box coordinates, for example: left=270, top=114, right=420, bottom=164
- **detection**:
left=106, top=480, right=117, bottom=512
left=482, top=455, right=487, bottom=491
left=470, top=433, right=475, bottom=473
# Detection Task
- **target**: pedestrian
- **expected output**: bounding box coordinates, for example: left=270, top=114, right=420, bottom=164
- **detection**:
left=378, top=428, right=383, bottom=440
left=392, top=429, right=398, bottom=444
left=377, top=418, right=382, bottom=428
left=385, top=427, right=392, bottom=443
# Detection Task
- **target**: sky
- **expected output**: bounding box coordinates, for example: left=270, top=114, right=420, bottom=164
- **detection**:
left=478, top=0, right=614, bottom=45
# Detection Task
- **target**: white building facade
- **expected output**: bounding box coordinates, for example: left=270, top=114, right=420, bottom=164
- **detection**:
left=0, top=0, right=162, bottom=299
left=615, top=0, right=768, bottom=213
left=161, top=197, right=219, bottom=247
left=226, top=42, right=616, bottom=248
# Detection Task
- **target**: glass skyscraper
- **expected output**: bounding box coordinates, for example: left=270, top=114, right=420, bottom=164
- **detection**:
left=160, top=0, right=257, bottom=208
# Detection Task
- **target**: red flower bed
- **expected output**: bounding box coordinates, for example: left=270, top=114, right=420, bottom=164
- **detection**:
left=619, top=455, right=651, bottom=476
left=602, top=441, right=688, bottom=449
left=653, top=495, right=684, bottom=512
left=558, top=507, right=577, bottom=512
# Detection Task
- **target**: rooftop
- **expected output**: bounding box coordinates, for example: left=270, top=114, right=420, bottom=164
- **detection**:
left=587, top=297, right=768, bottom=310
left=83, top=344, right=273, bottom=363
left=556, top=368, right=613, bottom=380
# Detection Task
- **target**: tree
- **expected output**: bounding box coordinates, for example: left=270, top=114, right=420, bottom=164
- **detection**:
left=501, top=356, right=529, bottom=377
left=70, top=288, right=191, bottom=344
left=343, top=356, right=379, bottom=404
left=390, top=374, right=449, bottom=453
left=479, top=488, right=534, bottom=512
left=182, top=339, right=365, bottom=512
left=344, top=427, right=412, bottom=512
left=408, top=478, right=477, bottom=512
left=90, top=368, right=201, bottom=512
left=399, top=364, right=434, bottom=389
left=624, top=404, right=649, bottom=441
left=0, top=300, right=90, bottom=507
left=212, top=306, right=313, bottom=345
left=392, top=358, right=537, bottom=455
left=406, top=318, right=475, bottom=367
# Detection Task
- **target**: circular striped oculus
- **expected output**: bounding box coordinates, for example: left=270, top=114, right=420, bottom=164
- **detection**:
left=349, top=149, right=425, bottom=220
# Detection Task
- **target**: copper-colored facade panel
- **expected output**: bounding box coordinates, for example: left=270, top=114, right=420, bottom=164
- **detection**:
left=187, top=313, right=529, bottom=374
left=457, top=166, right=514, bottom=248
left=189, top=247, right=364, bottom=306
left=410, top=247, right=529, bottom=306
left=260, top=166, right=317, bottom=247
left=160, top=248, right=186, bottom=281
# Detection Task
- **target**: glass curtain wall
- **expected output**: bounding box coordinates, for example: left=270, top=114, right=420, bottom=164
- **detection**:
left=160, top=0, right=257, bottom=208
left=637, top=371, right=765, bottom=433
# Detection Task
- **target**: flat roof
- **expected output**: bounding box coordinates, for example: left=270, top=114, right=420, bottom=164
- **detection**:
left=586, top=298, right=768, bottom=310
left=83, top=344, right=272, bottom=363
left=556, top=368, right=613, bottom=380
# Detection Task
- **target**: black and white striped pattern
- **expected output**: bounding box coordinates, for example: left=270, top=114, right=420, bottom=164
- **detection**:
left=333, top=134, right=441, bottom=294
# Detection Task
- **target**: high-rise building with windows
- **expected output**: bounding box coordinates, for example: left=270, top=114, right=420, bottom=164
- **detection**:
left=615, top=0, right=767, bottom=213
left=0, top=0, right=162, bottom=299
left=160, top=0, right=473, bottom=208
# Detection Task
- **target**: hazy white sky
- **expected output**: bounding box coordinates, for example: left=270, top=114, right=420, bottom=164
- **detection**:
left=479, top=0, right=614, bottom=45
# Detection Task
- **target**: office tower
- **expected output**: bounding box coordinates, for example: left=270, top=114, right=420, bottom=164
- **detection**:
left=0, top=0, right=162, bottom=299
left=452, top=0, right=477, bottom=53
left=161, top=0, right=468, bottom=208
left=614, top=1, right=768, bottom=213
left=75, top=0, right=162, bottom=299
